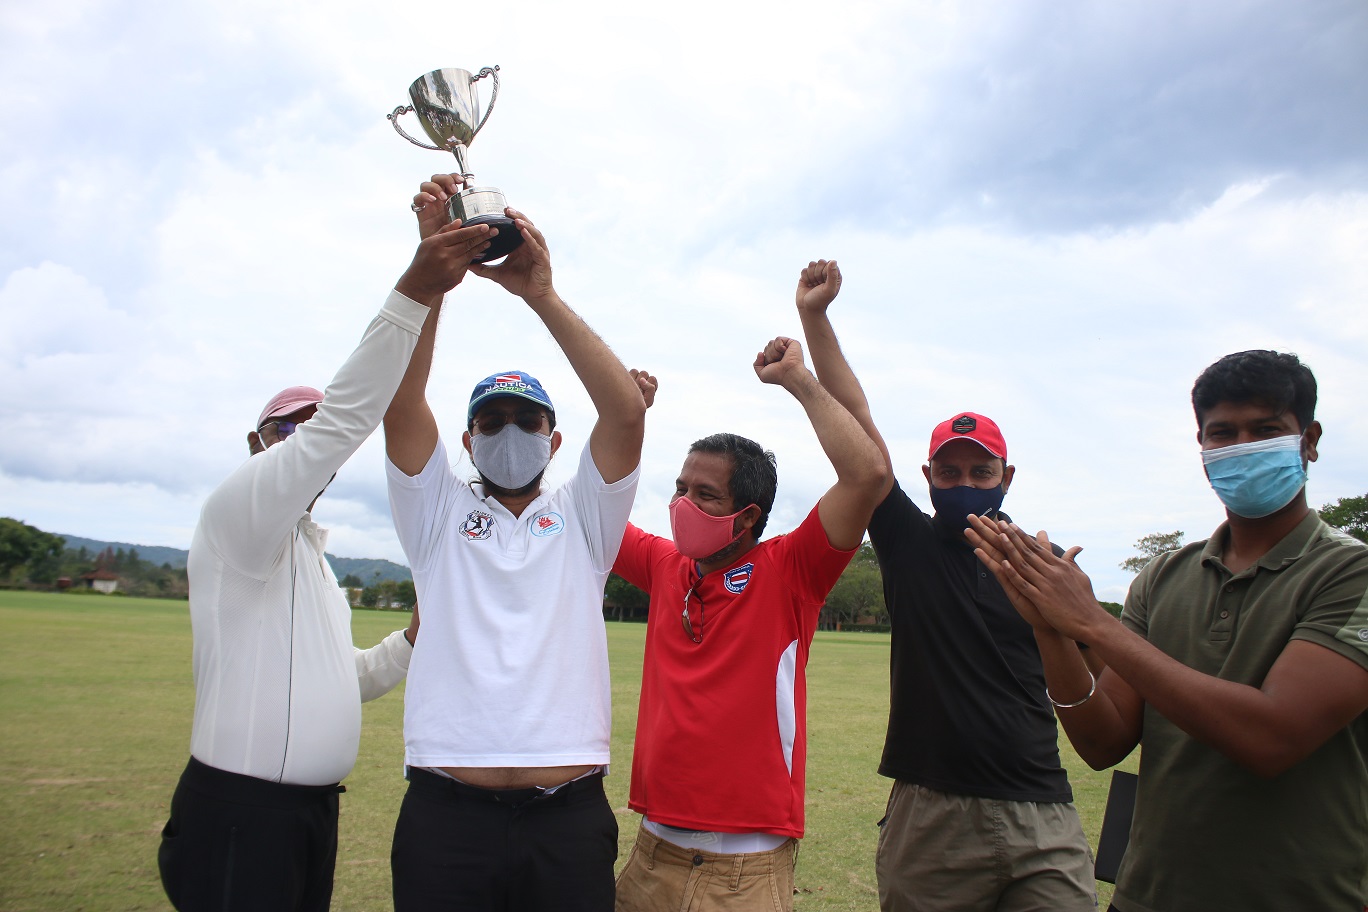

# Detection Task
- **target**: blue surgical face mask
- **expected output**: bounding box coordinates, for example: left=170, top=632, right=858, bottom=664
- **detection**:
left=1201, top=434, right=1307, bottom=519
left=929, top=483, right=1006, bottom=536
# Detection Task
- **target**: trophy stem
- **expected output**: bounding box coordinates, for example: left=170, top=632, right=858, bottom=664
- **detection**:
left=449, top=143, right=475, bottom=184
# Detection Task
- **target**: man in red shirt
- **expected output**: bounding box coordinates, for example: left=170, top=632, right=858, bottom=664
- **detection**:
left=612, top=264, right=890, bottom=912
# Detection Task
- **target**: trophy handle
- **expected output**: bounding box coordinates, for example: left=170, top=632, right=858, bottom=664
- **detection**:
left=387, top=106, right=442, bottom=150
left=470, top=66, right=500, bottom=138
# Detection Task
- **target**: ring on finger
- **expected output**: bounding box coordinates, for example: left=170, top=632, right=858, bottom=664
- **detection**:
left=411, top=202, right=425, bottom=212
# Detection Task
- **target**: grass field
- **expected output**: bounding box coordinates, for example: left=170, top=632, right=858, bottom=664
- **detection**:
left=0, top=591, right=1132, bottom=910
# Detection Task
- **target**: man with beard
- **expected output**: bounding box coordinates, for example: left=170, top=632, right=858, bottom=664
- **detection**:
left=383, top=174, right=647, bottom=912
left=610, top=262, right=889, bottom=912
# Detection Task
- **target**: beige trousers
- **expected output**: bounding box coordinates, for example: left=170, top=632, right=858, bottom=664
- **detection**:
left=615, top=822, right=797, bottom=912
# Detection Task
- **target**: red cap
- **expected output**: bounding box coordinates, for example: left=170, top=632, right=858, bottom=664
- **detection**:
left=927, top=412, right=1007, bottom=462
left=256, top=386, right=324, bottom=430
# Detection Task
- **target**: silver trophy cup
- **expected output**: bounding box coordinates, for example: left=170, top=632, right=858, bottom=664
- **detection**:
left=388, top=66, right=522, bottom=262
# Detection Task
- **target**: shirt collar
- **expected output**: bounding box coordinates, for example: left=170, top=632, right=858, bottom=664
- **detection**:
left=1200, top=510, right=1323, bottom=574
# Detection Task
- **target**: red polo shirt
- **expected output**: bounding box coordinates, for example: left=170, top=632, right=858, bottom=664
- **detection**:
left=613, top=506, right=855, bottom=837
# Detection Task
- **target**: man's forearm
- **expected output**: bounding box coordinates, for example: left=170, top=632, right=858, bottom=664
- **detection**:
left=799, top=310, right=892, bottom=471
left=204, top=293, right=429, bottom=572
left=527, top=291, right=645, bottom=482
left=1033, top=628, right=1141, bottom=769
left=383, top=295, right=443, bottom=474
left=355, top=629, right=413, bottom=702
left=786, top=370, right=886, bottom=490
left=783, top=369, right=888, bottom=550
left=526, top=292, right=641, bottom=419
left=389, top=295, right=442, bottom=414
left=1078, top=612, right=1341, bottom=777
left=799, top=312, right=876, bottom=427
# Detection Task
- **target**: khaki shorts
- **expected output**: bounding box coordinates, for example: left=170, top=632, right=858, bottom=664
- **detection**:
left=876, top=781, right=1096, bottom=912
left=615, top=822, right=797, bottom=912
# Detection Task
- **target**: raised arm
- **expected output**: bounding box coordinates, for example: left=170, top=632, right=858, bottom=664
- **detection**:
left=469, top=208, right=645, bottom=483
left=385, top=174, right=494, bottom=476
left=794, top=259, right=895, bottom=480
left=753, top=337, right=889, bottom=550
left=201, top=206, right=486, bottom=572
left=969, top=516, right=1368, bottom=778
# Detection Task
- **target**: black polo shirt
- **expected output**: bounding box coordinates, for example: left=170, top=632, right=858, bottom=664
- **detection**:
left=869, top=479, right=1073, bottom=803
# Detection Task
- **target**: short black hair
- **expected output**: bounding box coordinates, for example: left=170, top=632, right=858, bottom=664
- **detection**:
left=1191, top=350, right=1317, bottom=432
left=688, top=433, right=778, bottom=538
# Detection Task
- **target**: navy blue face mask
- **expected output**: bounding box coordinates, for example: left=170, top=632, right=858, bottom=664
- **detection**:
left=929, top=484, right=1006, bottom=536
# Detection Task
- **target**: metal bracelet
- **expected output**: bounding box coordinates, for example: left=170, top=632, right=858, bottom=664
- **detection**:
left=1047, top=669, right=1097, bottom=709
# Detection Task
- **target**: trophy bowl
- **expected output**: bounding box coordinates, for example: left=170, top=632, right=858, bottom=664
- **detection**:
left=389, top=66, right=523, bottom=262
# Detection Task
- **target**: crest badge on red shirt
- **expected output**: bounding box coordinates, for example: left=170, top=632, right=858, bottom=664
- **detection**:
left=723, top=563, right=754, bottom=593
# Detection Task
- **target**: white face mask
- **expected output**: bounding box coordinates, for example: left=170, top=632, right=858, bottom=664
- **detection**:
left=469, top=425, right=553, bottom=491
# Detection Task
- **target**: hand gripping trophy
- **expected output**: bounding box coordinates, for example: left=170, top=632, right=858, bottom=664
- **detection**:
left=388, top=66, right=522, bottom=261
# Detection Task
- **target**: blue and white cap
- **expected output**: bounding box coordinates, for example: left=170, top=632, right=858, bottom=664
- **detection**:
left=467, top=370, right=555, bottom=422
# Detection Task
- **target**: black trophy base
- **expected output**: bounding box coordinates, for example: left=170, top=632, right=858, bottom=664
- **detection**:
left=462, top=215, right=523, bottom=263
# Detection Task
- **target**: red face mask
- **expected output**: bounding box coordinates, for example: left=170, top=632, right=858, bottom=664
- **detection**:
left=669, top=496, right=752, bottom=560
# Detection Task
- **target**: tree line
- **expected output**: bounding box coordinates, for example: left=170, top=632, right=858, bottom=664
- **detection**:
left=7, top=494, right=1364, bottom=616
left=1, top=517, right=190, bottom=598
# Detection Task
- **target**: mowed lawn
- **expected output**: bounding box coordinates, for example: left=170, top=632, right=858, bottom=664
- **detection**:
left=0, top=591, right=1131, bottom=911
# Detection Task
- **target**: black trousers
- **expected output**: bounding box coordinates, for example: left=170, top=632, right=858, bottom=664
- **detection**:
left=158, top=756, right=343, bottom=912
left=392, top=766, right=617, bottom=912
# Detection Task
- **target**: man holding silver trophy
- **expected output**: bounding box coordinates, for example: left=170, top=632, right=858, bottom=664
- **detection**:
left=157, top=217, right=497, bottom=912
left=382, top=67, right=647, bottom=911
left=382, top=169, right=646, bottom=911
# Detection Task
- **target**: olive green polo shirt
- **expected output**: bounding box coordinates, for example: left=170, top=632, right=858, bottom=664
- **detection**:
left=1114, top=511, right=1368, bottom=912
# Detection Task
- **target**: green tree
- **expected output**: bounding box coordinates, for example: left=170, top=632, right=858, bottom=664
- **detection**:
left=1120, top=531, right=1185, bottom=575
left=0, top=518, right=66, bottom=583
left=823, top=543, right=885, bottom=628
left=604, top=574, right=648, bottom=621
left=1318, top=494, right=1368, bottom=543
left=340, top=573, right=364, bottom=589
left=359, top=579, right=417, bottom=610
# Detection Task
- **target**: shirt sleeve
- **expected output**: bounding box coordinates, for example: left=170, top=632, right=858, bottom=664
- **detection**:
left=1120, top=555, right=1157, bottom=639
left=564, top=440, right=641, bottom=574
left=774, top=503, right=859, bottom=612
left=201, top=291, right=430, bottom=578
left=613, top=522, right=656, bottom=591
left=354, top=629, right=414, bottom=702
left=1290, top=532, right=1368, bottom=670
left=867, top=479, right=932, bottom=553
left=386, top=437, right=464, bottom=575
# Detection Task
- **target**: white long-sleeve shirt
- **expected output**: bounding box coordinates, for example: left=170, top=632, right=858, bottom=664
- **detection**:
left=186, top=290, right=427, bottom=785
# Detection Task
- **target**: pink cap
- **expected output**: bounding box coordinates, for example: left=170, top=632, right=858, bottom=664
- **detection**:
left=256, top=386, right=324, bottom=430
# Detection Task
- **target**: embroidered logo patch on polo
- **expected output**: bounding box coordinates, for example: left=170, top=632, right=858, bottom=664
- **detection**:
left=461, top=510, right=494, bottom=541
left=724, top=563, right=754, bottom=593
left=531, top=511, right=565, bottom=537
left=1357, top=628, right=1368, bottom=642
left=952, top=415, right=977, bottom=434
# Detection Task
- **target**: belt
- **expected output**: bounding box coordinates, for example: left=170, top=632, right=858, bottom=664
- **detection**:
left=406, top=765, right=604, bottom=809
left=179, top=756, right=344, bottom=807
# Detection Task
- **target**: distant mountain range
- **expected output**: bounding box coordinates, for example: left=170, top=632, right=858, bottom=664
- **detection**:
left=58, top=533, right=413, bottom=584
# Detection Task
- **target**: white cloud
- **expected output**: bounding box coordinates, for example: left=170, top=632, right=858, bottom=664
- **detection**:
left=0, top=0, right=1364, bottom=604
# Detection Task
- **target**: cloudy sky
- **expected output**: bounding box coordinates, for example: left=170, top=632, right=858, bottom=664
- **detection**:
left=2, top=0, right=1364, bottom=601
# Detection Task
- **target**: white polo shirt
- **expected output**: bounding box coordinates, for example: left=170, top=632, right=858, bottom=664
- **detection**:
left=387, top=437, right=639, bottom=768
